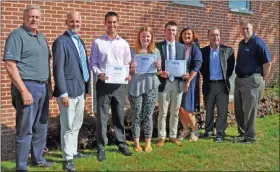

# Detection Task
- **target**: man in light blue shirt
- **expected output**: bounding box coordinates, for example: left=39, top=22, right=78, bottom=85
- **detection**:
left=210, top=46, right=223, bottom=80
left=52, top=11, right=91, bottom=171
left=200, top=26, right=235, bottom=143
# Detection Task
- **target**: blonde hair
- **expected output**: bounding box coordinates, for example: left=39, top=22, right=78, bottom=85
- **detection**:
left=135, top=25, right=156, bottom=54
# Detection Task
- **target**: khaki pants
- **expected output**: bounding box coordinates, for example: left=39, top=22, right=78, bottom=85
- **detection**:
left=158, top=80, right=183, bottom=139
left=57, top=94, right=85, bottom=160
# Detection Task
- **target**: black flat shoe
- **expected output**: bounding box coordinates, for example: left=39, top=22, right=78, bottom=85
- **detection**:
left=63, top=160, right=76, bottom=171
left=97, top=150, right=106, bottom=162
left=118, top=147, right=133, bottom=156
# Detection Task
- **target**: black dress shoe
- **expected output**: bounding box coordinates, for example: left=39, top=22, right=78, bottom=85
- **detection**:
left=73, top=152, right=92, bottom=159
left=63, top=160, right=76, bottom=171
left=118, top=146, right=133, bottom=156
left=238, top=139, right=256, bottom=144
left=214, top=137, right=224, bottom=143
left=97, top=150, right=106, bottom=162
left=33, top=161, right=56, bottom=168
left=203, top=132, right=214, bottom=138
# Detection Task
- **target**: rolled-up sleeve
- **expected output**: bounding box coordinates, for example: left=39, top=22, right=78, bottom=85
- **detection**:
left=123, top=42, right=132, bottom=65
left=90, top=40, right=102, bottom=76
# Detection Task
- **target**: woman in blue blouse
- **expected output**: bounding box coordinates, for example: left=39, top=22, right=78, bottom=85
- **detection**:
left=178, top=26, right=203, bottom=141
left=129, top=26, right=161, bottom=152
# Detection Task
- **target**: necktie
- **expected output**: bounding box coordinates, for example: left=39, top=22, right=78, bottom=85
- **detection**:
left=169, top=44, right=174, bottom=81
left=73, top=35, right=90, bottom=82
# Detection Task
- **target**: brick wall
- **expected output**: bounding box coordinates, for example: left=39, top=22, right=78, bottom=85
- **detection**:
left=1, top=1, right=279, bottom=135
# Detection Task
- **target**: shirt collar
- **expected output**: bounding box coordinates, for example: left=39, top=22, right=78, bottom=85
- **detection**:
left=21, top=24, right=37, bottom=36
left=67, top=29, right=78, bottom=38
left=242, top=34, right=256, bottom=44
left=166, top=40, right=175, bottom=46
left=210, top=45, right=220, bottom=52
left=104, top=33, right=121, bottom=40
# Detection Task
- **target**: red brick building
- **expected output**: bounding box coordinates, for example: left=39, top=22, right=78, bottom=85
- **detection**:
left=1, top=1, right=279, bottom=160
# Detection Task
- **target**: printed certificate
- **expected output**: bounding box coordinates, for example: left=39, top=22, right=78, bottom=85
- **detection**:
left=135, top=54, right=157, bottom=74
left=105, top=64, right=129, bottom=84
left=165, top=60, right=186, bottom=77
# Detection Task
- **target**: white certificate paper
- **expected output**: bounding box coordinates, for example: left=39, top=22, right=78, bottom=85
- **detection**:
left=135, top=54, right=157, bottom=74
left=165, top=60, right=186, bottom=77
left=105, top=64, right=129, bottom=84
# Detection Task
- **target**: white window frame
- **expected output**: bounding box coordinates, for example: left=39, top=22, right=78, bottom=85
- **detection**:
left=228, top=1, right=253, bottom=14
left=172, top=1, right=204, bottom=8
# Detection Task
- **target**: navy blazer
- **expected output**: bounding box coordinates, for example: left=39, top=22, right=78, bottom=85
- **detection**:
left=200, top=45, right=235, bottom=96
left=52, top=31, right=91, bottom=98
left=156, top=40, right=186, bottom=92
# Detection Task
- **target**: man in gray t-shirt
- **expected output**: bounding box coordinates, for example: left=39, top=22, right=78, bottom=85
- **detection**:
left=3, top=5, right=55, bottom=171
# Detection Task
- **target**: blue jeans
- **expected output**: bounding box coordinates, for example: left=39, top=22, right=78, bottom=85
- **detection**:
left=12, top=81, right=48, bottom=170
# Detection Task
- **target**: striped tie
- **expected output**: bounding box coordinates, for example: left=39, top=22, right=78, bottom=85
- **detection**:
left=169, top=44, right=174, bottom=81
left=73, top=35, right=90, bottom=82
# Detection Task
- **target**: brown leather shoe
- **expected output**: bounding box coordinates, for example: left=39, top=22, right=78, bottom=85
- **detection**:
left=156, top=138, right=165, bottom=147
left=169, top=138, right=183, bottom=146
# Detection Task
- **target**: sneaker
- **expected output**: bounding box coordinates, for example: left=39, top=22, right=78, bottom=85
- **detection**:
left=189, top=132, right=199, bottom=141
left=178, top=130, right=190, bottom=140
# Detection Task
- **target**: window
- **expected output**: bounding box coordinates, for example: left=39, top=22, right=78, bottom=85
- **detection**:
left=172, top=1, right=204, bottom=8
left=228, top=1, right=253, bottom=14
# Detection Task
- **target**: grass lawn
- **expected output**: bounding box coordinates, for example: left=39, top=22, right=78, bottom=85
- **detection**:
left=1, top=114, right=279, bottom=171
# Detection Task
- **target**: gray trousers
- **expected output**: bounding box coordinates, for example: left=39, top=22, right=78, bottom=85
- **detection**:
left=204, top=82, right=229, bottom=137
left=96, top=80, right=127, bottom=151
left=234, top=74, right=265, bottom=141
left=12, top=81, right=48, bottom=171
left=57, top=94, right=85, bottom=161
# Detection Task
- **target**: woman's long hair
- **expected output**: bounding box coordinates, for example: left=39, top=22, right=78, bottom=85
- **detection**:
left=135, top=25, right=156, bottom=53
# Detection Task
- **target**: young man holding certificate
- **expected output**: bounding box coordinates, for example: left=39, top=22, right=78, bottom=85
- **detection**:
left=156, top=21, right=186, bottom=147
left=89, top=11, right=133, bottom=162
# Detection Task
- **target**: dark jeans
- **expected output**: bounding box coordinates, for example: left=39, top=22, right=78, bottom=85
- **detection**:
left=96, top=80, right=127, bottom=151
left=12, top=81, right=48, bottom=170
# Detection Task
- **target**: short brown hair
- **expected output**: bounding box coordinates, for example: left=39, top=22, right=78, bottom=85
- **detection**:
left=179, top=26, right=199, bottom=44
left=239, top=19, right=253, bottom=27
left=165, top=21, right=178, bottom=29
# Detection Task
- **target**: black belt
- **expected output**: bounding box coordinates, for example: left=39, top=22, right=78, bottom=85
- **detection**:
left=237, top=73, right=260, bottom=78
left=209, top=80, right=224, bottom=83
left=23, top=79, right=47, bottom=84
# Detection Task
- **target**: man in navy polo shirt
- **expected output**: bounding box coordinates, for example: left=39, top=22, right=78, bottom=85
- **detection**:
left=234, top=19, right=272, bottom=144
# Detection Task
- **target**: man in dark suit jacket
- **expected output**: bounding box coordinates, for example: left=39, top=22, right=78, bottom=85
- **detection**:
left=200, top=26, right=235, bottom=143
left=155, top=21, right=186, bottom=147
left=52, top=11, right=91, bottom=171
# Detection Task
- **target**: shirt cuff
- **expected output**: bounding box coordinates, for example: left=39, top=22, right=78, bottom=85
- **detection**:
left=60, top=93, right=68, bottom=98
